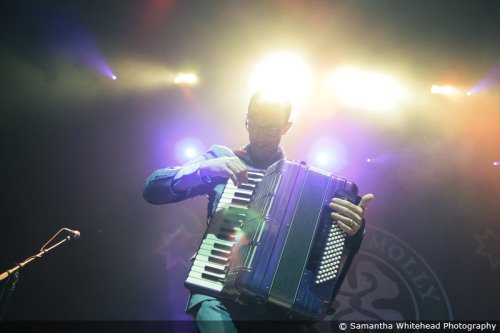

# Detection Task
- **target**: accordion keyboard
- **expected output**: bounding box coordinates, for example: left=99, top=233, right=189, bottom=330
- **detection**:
left=185, top=170, right=265, bottom=293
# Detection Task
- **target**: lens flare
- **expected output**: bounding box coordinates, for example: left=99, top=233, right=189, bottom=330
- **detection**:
left=325, top=66, right=407, bottom=112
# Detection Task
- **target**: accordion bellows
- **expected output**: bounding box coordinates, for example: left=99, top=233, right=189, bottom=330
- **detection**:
left=185, top=159, right=361, bottom=321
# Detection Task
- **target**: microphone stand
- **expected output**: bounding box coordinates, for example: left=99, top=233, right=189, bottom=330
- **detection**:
left=0, top=229, right=77, bottom=321
left=0, top=236, right=72, bottom=282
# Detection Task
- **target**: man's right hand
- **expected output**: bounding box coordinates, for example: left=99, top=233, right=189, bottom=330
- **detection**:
left=199, top=157, right=248, bottom=186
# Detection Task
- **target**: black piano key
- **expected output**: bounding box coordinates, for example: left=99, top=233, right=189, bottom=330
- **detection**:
left=223, top=220, right=242, bottom=228
left=220, top=227, right=237, bottom=233
left=223, top=215, right=242, bottom=224
left=231, top=197, right=250, bottom=206
left=217, top=233, right=236, bottom=242
left=239, top=183, right=255, bottom=191
left=211, top=249, right=230, bottom=258
left=223, top=208, right=246, bottom=226
left=214, top=243, right=232, bottom=251
left=201, top=272, right=222, bottom=282
left=205, top=265, right=226, bottom=275
left=234, top=191, right=252, bottom=199
left=209, top=256, right=228, bottom=265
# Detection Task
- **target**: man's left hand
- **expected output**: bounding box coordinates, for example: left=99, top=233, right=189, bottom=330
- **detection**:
left=329, top=194, right=374, bottom=236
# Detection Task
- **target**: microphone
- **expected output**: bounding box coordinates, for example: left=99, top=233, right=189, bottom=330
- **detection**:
left=64, top=228, right=81, bottom=240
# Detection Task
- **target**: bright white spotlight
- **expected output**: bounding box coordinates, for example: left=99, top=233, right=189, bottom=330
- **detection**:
left=111, top=75, right=117, bottom=80
left=185, top=147, right=197, bottom=159
left=325, top=66, right=407, bottom=112
left=307, top=137, right=348, bottom=172
left=174, top=73, right=198, bottom=85
left=430, top=84, right=462, bottom=95
left=431, top=85, right=454, bottom=95
left=249, top=52, right=311, bottom=108
left=174, top=138, right=204, bottom=164
left=494, top=161, right=500, bottom=166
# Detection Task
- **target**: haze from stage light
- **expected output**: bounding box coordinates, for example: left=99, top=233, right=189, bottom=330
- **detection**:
left=325, top=66, right=407, bottom=112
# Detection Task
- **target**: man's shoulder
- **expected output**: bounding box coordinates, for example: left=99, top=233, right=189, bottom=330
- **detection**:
left=205, top=145, right=251, bottom=165
left=206, top=144, right=238, bottom=158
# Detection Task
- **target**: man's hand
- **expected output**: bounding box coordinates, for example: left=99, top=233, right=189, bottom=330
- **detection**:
left=199, top=157, right=248, bottom=186
left=329, top=194, right=374, bottom=236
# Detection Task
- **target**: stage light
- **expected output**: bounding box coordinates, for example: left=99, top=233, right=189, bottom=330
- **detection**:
left=468, top=59, right=500, bottom=95
left=174, top=138, right=204, bottom=164
left=112, top=75, right=117, bottom=80
left=185, top=148, right=197, bottom=159
left=431, top=85, right=454, bottom=95
left=174, top=73, right=198, bottom=85
left=307, top=137, right=348, bottom=172
left=325, top=66, right=406, bottom=112
left=494, top=162, right=500, bottom=166
left=248, top=52, right=311, bottom=108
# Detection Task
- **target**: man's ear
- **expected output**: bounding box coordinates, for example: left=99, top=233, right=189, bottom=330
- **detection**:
left=282, top=122, right=293, bottom=135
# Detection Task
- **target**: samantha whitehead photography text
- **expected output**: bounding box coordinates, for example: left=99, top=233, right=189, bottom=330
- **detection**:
left=335, top=321, right=498, bottom=332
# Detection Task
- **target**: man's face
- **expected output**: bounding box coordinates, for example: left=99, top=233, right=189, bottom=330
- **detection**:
left=247, top=107, right=291, bottom=161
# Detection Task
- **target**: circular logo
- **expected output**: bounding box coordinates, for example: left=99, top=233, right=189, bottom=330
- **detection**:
left=329, top=226, right=453, bottom=321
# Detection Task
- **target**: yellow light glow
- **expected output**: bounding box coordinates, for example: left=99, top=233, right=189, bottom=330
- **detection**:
left=248, top=52, right=311, bottom=110
left=431, top=85, right=454, bottom=95
left=325, top=66, right=407, bottom=112
left=174, top=73, right=198, bottom=85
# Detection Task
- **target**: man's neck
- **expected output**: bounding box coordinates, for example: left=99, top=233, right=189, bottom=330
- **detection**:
left=239, top=144, right=285, bottom=170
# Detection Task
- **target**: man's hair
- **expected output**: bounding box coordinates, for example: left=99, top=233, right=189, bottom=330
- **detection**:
left=247, top=91, right=292, bottom=123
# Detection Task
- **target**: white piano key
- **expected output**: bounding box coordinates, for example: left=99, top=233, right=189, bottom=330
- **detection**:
left=199, top=243, right=231, bottom=255
left=221, top=193, right=251, bottom=202
left=186, top=275, right=223, bottom=292
left=191, top=259, right=227, bottom=272
left=194, top=253, right=229, bottom=268
left=190, top=264, right=226, bottom=279
left=198, top=248, right=229, bottom=260
left=223, top=186, right=255, bottom=195
left=204, top=233, right=236, bottom=246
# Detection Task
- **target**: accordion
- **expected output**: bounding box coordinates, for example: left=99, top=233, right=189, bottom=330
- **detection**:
left=185, top=159, right=362, bottom=321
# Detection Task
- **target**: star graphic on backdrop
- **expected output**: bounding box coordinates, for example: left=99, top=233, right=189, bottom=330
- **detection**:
left=474, top=227, right=500, bottom=270
left=156, top=224, right=202, bottom=271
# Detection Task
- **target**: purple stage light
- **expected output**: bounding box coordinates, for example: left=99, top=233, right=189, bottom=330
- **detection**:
left=174, top=138, right=205, bottom=164
left=44, top=8, right=115, bottom=79
left=468, top=59, right=500, bottom=95
left=494, top=162, right=500, bottom=166
left=307, top=137, right=348, bottom=173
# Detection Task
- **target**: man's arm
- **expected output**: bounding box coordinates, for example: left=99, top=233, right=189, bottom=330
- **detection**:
left=143, top=145, right=248, bottom=205
left=142, top=157, right=206, bottom=205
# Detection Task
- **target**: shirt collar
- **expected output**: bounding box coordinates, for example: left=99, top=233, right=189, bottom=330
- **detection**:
left=234, top=144, right=286, bottom=170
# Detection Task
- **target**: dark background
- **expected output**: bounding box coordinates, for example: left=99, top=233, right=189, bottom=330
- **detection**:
left=1, top=0, right=499, bottom=326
